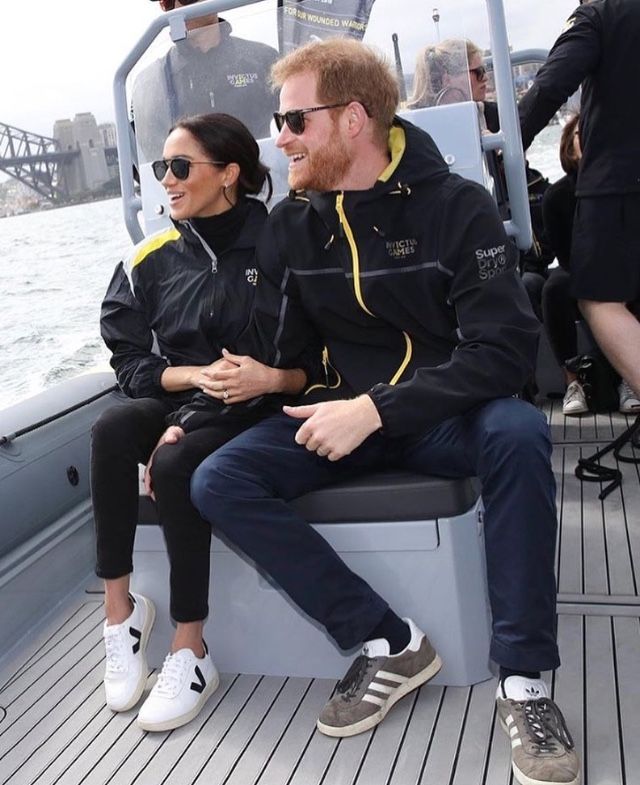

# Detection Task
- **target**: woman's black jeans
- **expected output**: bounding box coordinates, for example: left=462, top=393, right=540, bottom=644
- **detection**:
left=91, top=397, right=262, bottom=622
left=541, top=268, right=581, bottom=368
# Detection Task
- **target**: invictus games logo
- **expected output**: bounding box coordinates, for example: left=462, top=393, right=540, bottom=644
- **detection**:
left=386, top=238, right=418, bottom=259
left=475, top=244, right=508, bottom=280
left=227, top=73, right=259, bottom=88
left=245, top=268, right=258, bottom=285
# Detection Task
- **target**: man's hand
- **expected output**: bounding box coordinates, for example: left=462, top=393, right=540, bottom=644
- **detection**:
left=198, top=348, right=279, bottom=403
left=283, top=396, right=382, bottom=461
left=144, top=425, right=185, bottom=500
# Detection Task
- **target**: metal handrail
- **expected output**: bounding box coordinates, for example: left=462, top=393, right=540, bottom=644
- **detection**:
left=113, top=0, right=266, bottom=243
left=114, top=0, right=539, bottom=250
left=0, top=384, right=118, bottom=446
left=484, top=0, right=532, bottom=250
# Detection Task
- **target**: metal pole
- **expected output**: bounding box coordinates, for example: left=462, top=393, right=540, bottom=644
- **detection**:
left=432, top=8, right=440, bottom=42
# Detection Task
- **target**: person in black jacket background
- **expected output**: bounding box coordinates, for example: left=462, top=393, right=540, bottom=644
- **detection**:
left=543, top=114, right=640, bottom=415
left=189, top=38, right=579, bottom=784
left=519, top=0, right=640, bottom=412
left=133, top=0, right=278, bottom=161
left=540, top=113, right=588, bottom=415
left=93, top=113, right=308, bottom=733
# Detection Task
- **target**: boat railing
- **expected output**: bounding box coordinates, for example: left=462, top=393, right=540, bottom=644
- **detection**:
left=113, top=0, right=534, bottom=250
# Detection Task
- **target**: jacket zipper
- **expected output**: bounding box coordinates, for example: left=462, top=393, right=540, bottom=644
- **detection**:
left=188, top=222, right=219, bottom=317
left=334, top=193, right=413, bottom=386
left=304, top=346, right=343, bottom=395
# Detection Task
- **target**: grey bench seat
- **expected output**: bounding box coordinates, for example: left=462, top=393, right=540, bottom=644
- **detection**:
left=133, top=471, right=492, bottom=686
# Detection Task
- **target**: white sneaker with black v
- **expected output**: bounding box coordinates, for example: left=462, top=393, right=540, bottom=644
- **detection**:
left=137, top=641, right=219, bottom=732
left=103, top=592, right=155, bottom=712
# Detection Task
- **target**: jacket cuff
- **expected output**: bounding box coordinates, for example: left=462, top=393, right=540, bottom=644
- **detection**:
left=151, top=362, right=169, bottom=396
left=367, top=383, right=392, bottom=436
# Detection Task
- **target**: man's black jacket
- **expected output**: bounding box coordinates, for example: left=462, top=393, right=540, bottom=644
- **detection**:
left=101, top=199, right=267, bottom=410
left=246, top=118, right=540, bottom=438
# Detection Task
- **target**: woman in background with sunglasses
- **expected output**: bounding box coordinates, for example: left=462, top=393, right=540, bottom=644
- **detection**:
left=92, top=112, right=310, bottom=732
left=407, top=38, right=488, bottom=110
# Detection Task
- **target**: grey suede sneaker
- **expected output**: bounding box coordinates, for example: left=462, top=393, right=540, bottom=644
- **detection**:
left=317, top=618, right=442, bottom=737
left=496, top=676, right=580, bottom=785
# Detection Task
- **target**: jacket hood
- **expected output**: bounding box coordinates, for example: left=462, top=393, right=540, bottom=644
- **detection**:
left=299, top=115, right=449, bottom=213
left=375, top=115, right=450, bottom=193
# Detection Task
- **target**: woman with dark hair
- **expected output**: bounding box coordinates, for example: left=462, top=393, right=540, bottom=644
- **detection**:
left=92, top=113, right=310, bottom=731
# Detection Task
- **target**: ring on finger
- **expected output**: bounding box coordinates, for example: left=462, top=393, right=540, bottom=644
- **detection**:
left=223, top=389, right=229, bottom=400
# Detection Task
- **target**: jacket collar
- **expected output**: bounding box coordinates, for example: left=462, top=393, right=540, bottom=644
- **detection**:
left=173, top=197, right=267, bottom=252
left=298, top=116, right=449, bottom=215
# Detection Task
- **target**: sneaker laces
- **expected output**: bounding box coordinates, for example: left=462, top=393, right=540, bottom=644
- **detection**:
left=620, top=381, right=640, bottom=404
left=522, top=698, right=575, bottom=755
left=104, top=628, right=127, bottom=675
left=336, top=654, right=374, bottom=700
left=564, top=382, right=585, bottom=406
left=154, top=652, right=189, bottom=698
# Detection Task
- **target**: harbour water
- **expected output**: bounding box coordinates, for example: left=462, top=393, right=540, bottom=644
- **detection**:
left=0, top=126, right=563, bottom=411
left=0, top=198, right=130, bottom=409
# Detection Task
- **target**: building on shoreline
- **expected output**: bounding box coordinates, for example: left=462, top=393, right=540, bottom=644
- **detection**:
left=0, top=115, right=120, bottom=218
left=53, top=113, right=111, bottom=195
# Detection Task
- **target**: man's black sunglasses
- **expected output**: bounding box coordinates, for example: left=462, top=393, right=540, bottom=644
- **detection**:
left=152, top=157, right=226, bottom=181
left=273, top=103, right=349, bottom=135
left=149, top=0, right=201, bottom=9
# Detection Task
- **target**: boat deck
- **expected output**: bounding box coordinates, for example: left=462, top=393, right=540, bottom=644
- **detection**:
left=1, top=406, right=639, bottom=785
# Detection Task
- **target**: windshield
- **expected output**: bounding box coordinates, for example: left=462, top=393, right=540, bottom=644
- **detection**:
left=129, top=0, right=481, bottom=164
left=120, top=0, right=548, bottom=253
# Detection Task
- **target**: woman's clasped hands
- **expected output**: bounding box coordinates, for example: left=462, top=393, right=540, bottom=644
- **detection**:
left=198, top=348, right=280, bottom=404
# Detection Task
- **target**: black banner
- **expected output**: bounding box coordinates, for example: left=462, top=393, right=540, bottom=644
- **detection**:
left=281, top=0, right=376, bottom=53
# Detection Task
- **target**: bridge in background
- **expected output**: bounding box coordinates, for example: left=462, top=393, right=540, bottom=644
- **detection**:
left=0, top=122, right=118, bottom=204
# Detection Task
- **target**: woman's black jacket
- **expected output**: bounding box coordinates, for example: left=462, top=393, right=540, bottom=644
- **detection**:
left=100, top=199, right=267, bottom=408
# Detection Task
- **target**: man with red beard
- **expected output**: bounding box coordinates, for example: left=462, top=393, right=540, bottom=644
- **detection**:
left=191, top=38, right=579, bottom=785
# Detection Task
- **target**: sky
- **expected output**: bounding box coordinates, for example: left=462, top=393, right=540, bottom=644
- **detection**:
left=0, top=0, right=580, bottom=139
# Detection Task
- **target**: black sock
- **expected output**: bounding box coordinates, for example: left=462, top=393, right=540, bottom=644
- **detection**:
left=499, top=667, right=541, bottom=682
left=366, top=610, right=410, bottom=655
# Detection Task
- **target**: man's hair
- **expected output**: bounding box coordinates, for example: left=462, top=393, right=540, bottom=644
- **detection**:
left=271, top=38, right=399, bottom=146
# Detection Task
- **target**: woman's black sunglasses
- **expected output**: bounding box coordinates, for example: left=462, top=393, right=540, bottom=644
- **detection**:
left=469, top=65, right=488, bottom=80
left=273, top=103, right=349, bottom=135
left=152, top=157, right=226, bottom=181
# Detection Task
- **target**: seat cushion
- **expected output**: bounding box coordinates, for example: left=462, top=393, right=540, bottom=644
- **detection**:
left=138, top=471, right=480, bottom=526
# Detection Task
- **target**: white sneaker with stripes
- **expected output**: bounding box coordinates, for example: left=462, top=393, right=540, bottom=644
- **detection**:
left=316, top=618, right=441, bottom=737
left=496, top=676, right=580, bottom=785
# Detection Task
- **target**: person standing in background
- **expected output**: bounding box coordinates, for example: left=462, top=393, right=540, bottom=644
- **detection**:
left=543, top=114, right=640, bottom=415
left=132, top=0, right=278, bottom=160
left=519, top=0, right=640, bottom=408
